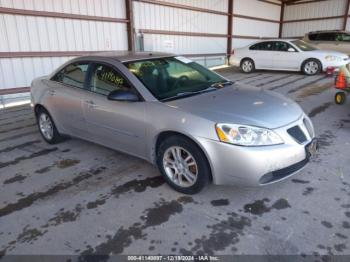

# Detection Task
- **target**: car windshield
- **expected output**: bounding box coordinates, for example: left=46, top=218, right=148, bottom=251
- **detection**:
left=291, top=40, right=318, bottom=51
left=124, top=57, right=230, bottom=101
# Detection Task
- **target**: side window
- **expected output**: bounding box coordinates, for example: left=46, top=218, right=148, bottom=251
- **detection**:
left=52, top=63, right=88, bottom=89
left=249, top=44, right=258, bottom=50
left=274, top=41, right=295, bottom=52
left=341, top=33, right=350, bottom=42
left=89, top=64, right=131, bottom=96
left=308, top=33, right=318, bottom=41
left=249, top=42, right=273, bottom=51
left=317, top=33, right=335, bottom=41
left=336, top=33, right=350, bottom=42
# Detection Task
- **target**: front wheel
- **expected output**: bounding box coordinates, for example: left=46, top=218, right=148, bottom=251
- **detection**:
left=335, top=92, right=346, bottom=105
left=36, top=108, right=63, bottom=144
left=157, top=136, right=211, bottom=194
left=302, top=59, right=321, bottom=76
left=240, top=59, right=255, bottom=73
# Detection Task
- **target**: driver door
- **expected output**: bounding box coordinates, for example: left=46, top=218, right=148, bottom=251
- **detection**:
left=83, top=62, right=147, bottom=158
left=272, top=41, right=301, bottom=70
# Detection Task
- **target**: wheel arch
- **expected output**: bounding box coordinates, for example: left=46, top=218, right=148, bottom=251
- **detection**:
left=34, top=104, right=47, bottom=116
left=301, top=57, right=323, bottom=72
left=153, top=130, right=214, bottom=182
left=240, top=57, right=254, bottom=67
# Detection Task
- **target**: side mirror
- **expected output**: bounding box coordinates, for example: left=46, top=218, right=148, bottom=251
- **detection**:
left=107, top=89, right=140, bottom=102
left=288, top=48, right=296, bottom=52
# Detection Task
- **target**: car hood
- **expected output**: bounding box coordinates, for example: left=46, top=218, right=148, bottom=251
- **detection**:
left=166, top=83, right=303, bottom=129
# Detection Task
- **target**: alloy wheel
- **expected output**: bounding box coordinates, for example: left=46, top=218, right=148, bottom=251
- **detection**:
left=162, top=146, right=198, bottom=188
left=304, top=61, right=319, bottom=75
left=242, top=61, right=253, bottom=72
left=39, top=113, right=54, bottom=140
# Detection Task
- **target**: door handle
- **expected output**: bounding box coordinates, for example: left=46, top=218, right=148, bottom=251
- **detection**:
left=49, top=90, right=56, bottom=96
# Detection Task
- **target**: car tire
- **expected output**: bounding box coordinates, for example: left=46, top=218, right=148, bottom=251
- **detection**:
left=335, top=92, right=346, bottom=105
left=302, top=59, right=321, bottom=76
left=240, top=58, right=255, bottom=73
left=156, top=135, right=211, bottom=194
left=36, top=107, right=63, bottom=144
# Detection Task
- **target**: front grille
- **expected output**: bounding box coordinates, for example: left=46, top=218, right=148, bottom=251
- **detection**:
left=303, top=117, right=314, bottom=138
left=287, top=125, right=307, bottom=144
left=259, top=158, right=309, bottom=184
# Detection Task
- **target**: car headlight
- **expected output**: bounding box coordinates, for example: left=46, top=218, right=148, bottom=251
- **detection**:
left=215, top=123, right=284, bottom=146
left=325, top=55, right=342, bottom=62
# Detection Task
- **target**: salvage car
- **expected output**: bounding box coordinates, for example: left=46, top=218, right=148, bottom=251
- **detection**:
left=303, top=30, right=350, bottom=55
left=31, top=52, right=317, bottom=194
left=230, top=39, right=349, bottom=75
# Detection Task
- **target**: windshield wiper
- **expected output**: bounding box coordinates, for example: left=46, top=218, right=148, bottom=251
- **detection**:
left=210, top=80, right=234, bottom=88
left=161, top=86, right=217, bottom=102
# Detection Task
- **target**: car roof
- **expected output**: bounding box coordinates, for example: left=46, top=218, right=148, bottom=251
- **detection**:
left=74, top=51, right=175, bottom=62
left=250, top=39, right=298, bottom=44
left=308, top=30, right=347, bottom=34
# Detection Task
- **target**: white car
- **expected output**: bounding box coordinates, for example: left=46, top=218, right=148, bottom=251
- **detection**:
left=230, top=39, right=349, bottom=75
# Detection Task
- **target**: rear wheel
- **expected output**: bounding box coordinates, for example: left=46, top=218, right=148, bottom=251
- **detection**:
left=335, top=92, right=346, bottom=105
left=240, top=58, right=255, bottom=73
left=157, top=135, right=210, bottom=194
left=302, top=59, right=321, bottom=76
left=36, top=108, right=63, bottom=144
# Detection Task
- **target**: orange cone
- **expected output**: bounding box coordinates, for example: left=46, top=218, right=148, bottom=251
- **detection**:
left=336, top=71, right=347, bottom=89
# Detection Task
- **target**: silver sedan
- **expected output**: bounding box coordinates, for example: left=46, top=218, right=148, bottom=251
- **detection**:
left=31, top=52, right=317, bottom=194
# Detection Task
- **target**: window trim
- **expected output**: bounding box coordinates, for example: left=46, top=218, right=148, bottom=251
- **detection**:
left=273, top=41, right=298, bottom=52
left=86, top=61, right=144, bottom=101
left=249, top=41, right=275, bottom=51
left=50, top=61, right=91, bottom=90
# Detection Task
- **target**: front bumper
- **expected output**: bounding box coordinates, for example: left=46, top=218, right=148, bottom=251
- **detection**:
left=197, top=116, right=315, bottom=187
left=322, top=59, right=349, bottom=71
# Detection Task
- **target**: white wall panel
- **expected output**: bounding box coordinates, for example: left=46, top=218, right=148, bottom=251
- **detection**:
left=233, top=17, right=279, bottom=38
left=159, top=0, right=228, bottom=13
left=0, top=56, right=75, bottom=88
left=284, top=0, right=347, bottom=20
left=234, top=0, right=280, bottom=20
left=346, top=19, right=350, bottom=31
left=133, top=2, right=227, bottom=34
left=282, top=18, right=343, bottom=38
left=232, top=38, right=258, bottom=49
left=0, top=0, right=129, bottom=89
left=0, top=14, right=128, bottom=52
left=282, top=0, right=347, bottom=38
left=0, top=0, right=126, bottom=18
left=143, top=34, right=227, bottom=54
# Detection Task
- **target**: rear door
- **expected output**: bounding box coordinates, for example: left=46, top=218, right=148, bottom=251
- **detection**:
left=48, top=62, right=89, bottom=137
left=249, top=42, right=275, bottom=69
left=83, top=62, right=147, bottom=158
left=272, top=41, right=301, bottom=70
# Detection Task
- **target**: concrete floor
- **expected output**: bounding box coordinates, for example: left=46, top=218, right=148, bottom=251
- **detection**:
left=0, top=67, right=349, bottom=259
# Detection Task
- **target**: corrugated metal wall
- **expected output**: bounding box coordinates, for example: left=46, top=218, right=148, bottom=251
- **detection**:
left=134, top=0, right=281, bottom=67
left=232, top=0, right=280, bottom=48
left=134, top=0, right=228, bottom=67
left=282, top=0, right=347, bottom=38
left=0, top=0, right=128, bottom=90
left=0, top=0, right=282, bottom=91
